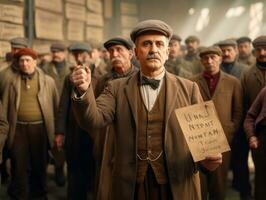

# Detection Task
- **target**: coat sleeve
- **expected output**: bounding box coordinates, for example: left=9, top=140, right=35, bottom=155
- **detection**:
left=72, top=82, right=116, bottom=136
left=232, top=79, right=243, bottom=132
left=244, top=88, right=265, bottom=139
left=0, top=100, right=8, bottom=163
left=51, top=79, right=60, bottom=131
left=55, top=76, right=71, bottom=135
left=191, top=82, right=203, bottom=104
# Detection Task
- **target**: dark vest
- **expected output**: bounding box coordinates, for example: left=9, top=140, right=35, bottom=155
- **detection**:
left=136, top=80, right=168, bottom=184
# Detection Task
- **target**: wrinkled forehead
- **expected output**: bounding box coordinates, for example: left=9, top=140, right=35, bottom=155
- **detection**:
left=135, top=32, right=168, bottom=45
left=19, top=55, right=35, bottom=61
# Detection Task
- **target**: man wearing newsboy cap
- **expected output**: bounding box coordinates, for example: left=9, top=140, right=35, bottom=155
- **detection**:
left=192, top=46, right=242, bottom=200
left=70, top=19, right=222, bottom=200
left=1, top=48, right=59, bottom=199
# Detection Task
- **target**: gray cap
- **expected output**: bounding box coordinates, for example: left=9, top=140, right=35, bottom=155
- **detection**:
left=217, top=39, right=237, bottom=47
left=104, top=36, right=133, bottom=50
left=199, top=46, right=222, bottom=58
left=252, top=35, right=266, bottom=48
left=170, top=34, right=182, bottom=42
left=68, top=42, right=92, bottom=52
left=10, top=37, right=28, bottom=48
left=185, top=35, right=200, bottom=44
left=50, top=43, right=66, bottom=52
left=130, top=19, right=173, bottom=43
left=237, top=36, right=252, bottom=44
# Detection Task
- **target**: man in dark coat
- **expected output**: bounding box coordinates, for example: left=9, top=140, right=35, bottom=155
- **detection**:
left=70, top=19, right=222, bottom=200
left=241, top=35, right=266, bottom=200
left=54, top=42, right=101, bottom=200
left=93, top=36, right=138, bottom=200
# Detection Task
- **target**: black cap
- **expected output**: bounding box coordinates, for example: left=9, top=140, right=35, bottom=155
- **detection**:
left=68, top=42, right=92, bottom=52
left=50, top=43, right=66, bottom=52
left=104, top=36, right=133, bottom=50
left=130, top=19, right=173, bottom=43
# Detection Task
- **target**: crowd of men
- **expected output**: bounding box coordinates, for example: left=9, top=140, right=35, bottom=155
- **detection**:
left=0, top=19, right=265, bottom=200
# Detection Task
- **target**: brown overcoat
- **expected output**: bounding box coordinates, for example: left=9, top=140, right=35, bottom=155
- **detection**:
left=2, top=67, right=59, bottom=149
left=192, top=71, right=242, bottom=200
left=72, top=71, right=203, bottom=200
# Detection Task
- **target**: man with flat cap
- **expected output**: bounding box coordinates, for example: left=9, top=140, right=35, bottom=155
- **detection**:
left=42, top=43, right=72, bottom=186
left=93, top=36, right=138, bottom=199
left=70, top=19, right=222, bottom=200
left=241, top=35, right=266, bottom=200
left=184, top=35, right=204, bottom=75
left=217, top=39, right=251, bottom=200
left=1, top=48, right=58, bottom=199
left=192, top=46, right=242, bottom=200
left=54, top=42, right=101, bottom=199
left=165, top=34, right=193, bottom=78
left=0, top=37, right=28, bottom=184
left=237, top=37, right=256, bottom=67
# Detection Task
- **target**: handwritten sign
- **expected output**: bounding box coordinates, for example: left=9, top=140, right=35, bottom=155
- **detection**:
left=175, top=100, right=230, bottom=162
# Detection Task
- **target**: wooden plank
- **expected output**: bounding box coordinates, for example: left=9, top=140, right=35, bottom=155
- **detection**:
left=0, top=22, right=24, bottom=40
left=87, top=0, right=103, bottom=13
left=0, top=4, right=23, bottom=24
left=86, top=12, right=104, bottom=27
left=86, top=26, right=103, bottom=42
left=66, top=0, right=85, bottom=5
left=35, top=0, right=63, bottom=13
left=65, top=3, right=86, bottom=21
left=121, top=15, right=138, bottom=28
left=120, top=2, right=137, bottom=15
left=67, top=20, right=85, bottom=41
left=35, top=9, right=63, bottom=40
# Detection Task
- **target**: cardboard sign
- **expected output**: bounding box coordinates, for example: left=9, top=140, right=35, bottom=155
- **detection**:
left=175, top=100, right=230, bottom=162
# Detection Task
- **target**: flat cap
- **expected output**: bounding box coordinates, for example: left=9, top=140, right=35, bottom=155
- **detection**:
left=104, top=36, right=133, bottom=50
left=237, top=36, right=252, bottom=44
left=130, top=19, right=173, bottom=43
left=50, top=43, right=66, bottom=52
left=68, top=42, right=92, bottom=52
left=14, top=48, right=38, bottom=60
left=199, top=46, right=222, bottom=58
left=217, top=39, right=237, bottom=47
left=170, top=34, right=182, bottom=42
left=252, top=35, right=266, bottom=48
left=185, top=35, right=200, bottom=44
left=10, top=37, right=28, bottom=48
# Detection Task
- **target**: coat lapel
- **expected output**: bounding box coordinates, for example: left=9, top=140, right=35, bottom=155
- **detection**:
left=197, top=75, right=211, bottom=99
left=212, top=71, right=225, bottom=99
left=165, top=72, right=178, bottom=124
left=124, top=72, right=139, bottom=131
left=11, top=75, right=21, bottom=110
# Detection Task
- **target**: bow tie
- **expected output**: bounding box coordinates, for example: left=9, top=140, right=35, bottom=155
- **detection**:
left=140, top=76, right=160, bottom=90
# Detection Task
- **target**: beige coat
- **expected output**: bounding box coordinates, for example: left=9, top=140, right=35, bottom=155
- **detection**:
left=73, top=71, right=203, bottom=200
left=2, top=68, right=59, bottom=149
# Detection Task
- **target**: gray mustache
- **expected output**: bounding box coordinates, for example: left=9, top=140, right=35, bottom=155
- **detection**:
left=146, top=54, right=159, bottom=60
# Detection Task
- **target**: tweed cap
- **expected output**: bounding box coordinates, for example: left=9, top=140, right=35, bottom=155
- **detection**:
left=130, top=19, right=173, bottom=42
left=68, top=42, right=92, bottom=52
left=10, top=37, right=28, bottom=48
left=217, top=39, right=237, bottom=47
left=237, top=36, right=252, bottom=44
left=199, top=46, right=222, bottom=58
left=14, top=48, right=38, bottom=60
left=252, top=35, right=266, bottom=48
left=185, top=35, right=200, bottom=44
left=104, top=36, right=133, bottom=50
left=50, top=43, right=66, bottom=52
left=170, top=34, right=182, bottom=42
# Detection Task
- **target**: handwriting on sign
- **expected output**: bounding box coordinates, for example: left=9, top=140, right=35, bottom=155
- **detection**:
left=175, top=101, right=230, bottom=162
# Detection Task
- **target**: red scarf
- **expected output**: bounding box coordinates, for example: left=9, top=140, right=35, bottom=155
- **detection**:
left=202, top=71, right=220, bottom=96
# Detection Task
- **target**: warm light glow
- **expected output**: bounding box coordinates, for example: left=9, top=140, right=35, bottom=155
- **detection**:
left=196, top=8, right=210, bottom=32
left=249, top=2, right=264, bottom=39
left=188, top=8, right=195, bottom=15
left=225, top=6, right=245, bottom=18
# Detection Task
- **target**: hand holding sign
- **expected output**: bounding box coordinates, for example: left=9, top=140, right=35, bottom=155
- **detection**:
left=175, top=100, right=230, bottom=162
